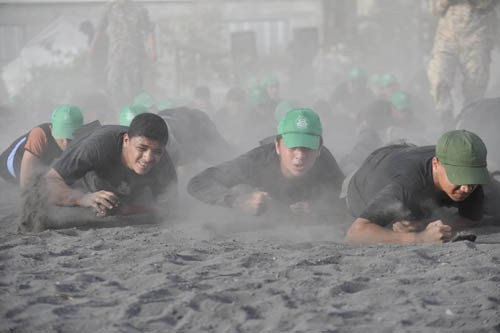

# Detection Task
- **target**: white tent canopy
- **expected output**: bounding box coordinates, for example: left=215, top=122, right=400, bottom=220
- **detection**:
left=2, top=15, right=89, bottom=98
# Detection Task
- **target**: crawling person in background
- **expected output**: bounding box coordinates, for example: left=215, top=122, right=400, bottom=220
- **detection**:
left=0, top=105, right=83, bottom=189
left=20, top=113, right=177, bottom=232
left=187, top=108, right=345, bottom=221
left=344, top=130, right=490, bottom=243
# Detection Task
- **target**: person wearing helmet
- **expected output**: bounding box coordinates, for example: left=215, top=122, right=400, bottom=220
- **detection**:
left=20, top=113, right=178, bottom=232
left=260, top=75, right=280, bottom=105
left=119, top=104, right=148, bottom=126
left=187, top=108, right=345, bottom=220
left=329, top=67, right=374, bottom=118
left=344, top=130, right=490, bottom=243
left=0, top=105, right=84, bottom=188
left=379, top=74, right=400, bottom=101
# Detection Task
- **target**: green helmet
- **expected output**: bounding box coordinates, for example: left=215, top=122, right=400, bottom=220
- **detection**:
left=120, top=104, right=148, bottom=126
left=51, top=104, right=84, bottom=139
left=380, top=74, right=398, bottom=87
left=260, top=74, right=279, bottom=87
left=157, top=98, right=174, bottom=111
left=391, top=91, right=411, bottom=111
left=274, top=100, right=295, bottom=122
left=349, top=67, right=367, bottom=81
left=134, top=92, right=156, bottom=109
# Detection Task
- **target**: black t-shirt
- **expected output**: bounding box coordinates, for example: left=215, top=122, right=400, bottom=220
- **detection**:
left=347, top=144, right=484, bottom=226
left=158, top=107, right=234, bottom=166
left=52, top=125, right=177, bottom=203
left=187, top=142, right=345, bottom=212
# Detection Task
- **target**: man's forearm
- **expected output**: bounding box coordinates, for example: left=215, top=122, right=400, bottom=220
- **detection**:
left=45, top=169, right=84, bottom=207
left=346, top=218, right=419, bottom=243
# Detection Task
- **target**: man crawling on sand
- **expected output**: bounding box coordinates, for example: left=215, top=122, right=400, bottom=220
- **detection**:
left=187, top=108, right=345, bottom=220
left=20, top=113, right=177, bottom=232
left=344, top=130, right=490, bottom=243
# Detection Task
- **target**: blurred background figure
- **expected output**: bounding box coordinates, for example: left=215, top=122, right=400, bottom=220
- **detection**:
left=89, top=0, right=156, bottom=110
left=190, top=86, right=214, bottom=115
left=427, top=0, right=499, bottom=129
left=329, top=67, right=374, bottom=119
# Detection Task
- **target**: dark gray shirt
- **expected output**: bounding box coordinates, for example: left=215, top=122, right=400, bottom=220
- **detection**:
left=187, top=142, right=345, bottom=216
left=347, top=144, right=484, bottom=226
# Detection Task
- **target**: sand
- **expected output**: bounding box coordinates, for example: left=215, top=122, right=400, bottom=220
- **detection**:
left=1, top=183, right=500, bottom=332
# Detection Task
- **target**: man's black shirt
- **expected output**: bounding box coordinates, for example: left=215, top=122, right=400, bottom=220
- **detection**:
left=52, top=125, right=177, bottom=203
left=187, top=142, right=345, bottom=213
left=347, top=144, right=484, bottom=226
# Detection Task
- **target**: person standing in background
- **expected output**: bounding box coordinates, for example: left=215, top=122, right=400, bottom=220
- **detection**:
left=90, top=0, right=156, bottom=109
left=427, top=0, right=499, bottom=129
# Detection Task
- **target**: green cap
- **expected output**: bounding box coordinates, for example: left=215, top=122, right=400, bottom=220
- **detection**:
left=51, top=104, right=84, bottom=139
left=134, top=92, right=156, bottom=109
left=260, top=74, right=279, bottom=86
left=120, top=104, right=148, bottom=126
left=277, top=108, right=322, bottom=150
left=436, top=130, right=490, bottom=185
left=391, top=91, right=411, bottom=111
left=349, top=67, right=367, bottom=81
left=157, top=98, right=174, bottom=111
left=274, top=100, right=295, bottom=122
left=380, top=73, right=397, bottom=87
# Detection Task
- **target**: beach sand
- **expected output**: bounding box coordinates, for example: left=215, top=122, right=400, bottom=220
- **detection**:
left=1, top=184, right=500, bottom=332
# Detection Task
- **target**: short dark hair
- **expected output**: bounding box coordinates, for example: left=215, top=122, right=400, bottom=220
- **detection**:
left=128, top=113, right=168, bottom=146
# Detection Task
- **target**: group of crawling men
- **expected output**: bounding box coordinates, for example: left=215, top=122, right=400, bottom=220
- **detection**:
left=0, top=101, right=497, bottom=244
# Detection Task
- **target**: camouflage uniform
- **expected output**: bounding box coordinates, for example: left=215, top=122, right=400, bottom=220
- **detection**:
left=427, top=0, right=498, bottom=126
left=97, top=0, right=153, bottom=108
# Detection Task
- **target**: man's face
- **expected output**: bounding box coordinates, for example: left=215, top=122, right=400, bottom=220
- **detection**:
left=432, top=157, right=478, bottom=202
left=391, top=106, right=411, bottom=121
left=122, top=134, right=164, bottom=175
left=265, top=84, right=280, bottom=101
left=275, top=138, right=320, bottom=178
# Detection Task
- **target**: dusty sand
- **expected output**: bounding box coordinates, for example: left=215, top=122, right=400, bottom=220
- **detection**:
left=1, top=182, right=500, bottom=332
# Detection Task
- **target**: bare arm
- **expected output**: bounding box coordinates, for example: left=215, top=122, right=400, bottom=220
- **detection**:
left=346, top=217, right=452, bottom=244
left=45, top=168, right=84, bottom=206
left=19, top=151, right=42, bottom=189
left=45, top=168, right=119, bottom=215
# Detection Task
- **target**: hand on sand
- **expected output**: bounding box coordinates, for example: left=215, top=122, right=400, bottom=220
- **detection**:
left=79, top=191, right=120, bottom=217
left=392, top=220, right=425, bottom=233
left=289, top=201, right=311, bottom=216
left=416, top=220, right=452, bottom=243
left=233, top=191, right=270, bottom=216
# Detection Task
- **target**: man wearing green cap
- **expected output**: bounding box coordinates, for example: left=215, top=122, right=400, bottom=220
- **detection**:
left=379, top=74, right=400, bottom=101
left=330, top=67, right=374, bottom=118
left=187, top=108, right=345, bottom=219
left=345, top=130, right=490, bottom=243
left=0, top=104, right=83, bottom=188
left=120, top=104, right=148, bottom=126
left=20, top=113, right=178, bottom=232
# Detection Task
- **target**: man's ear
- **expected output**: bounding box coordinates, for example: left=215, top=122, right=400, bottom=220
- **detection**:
left=274, top=138, right=280, bottom=156
left=123, top=133, right=130, bottom=146
left=432, top=156, right=439, bottom=171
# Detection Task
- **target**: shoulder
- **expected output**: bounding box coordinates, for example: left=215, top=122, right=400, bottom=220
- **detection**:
left=75, top=125, right=126, bottom=153
left=27, top=126, right=48, bottom=140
